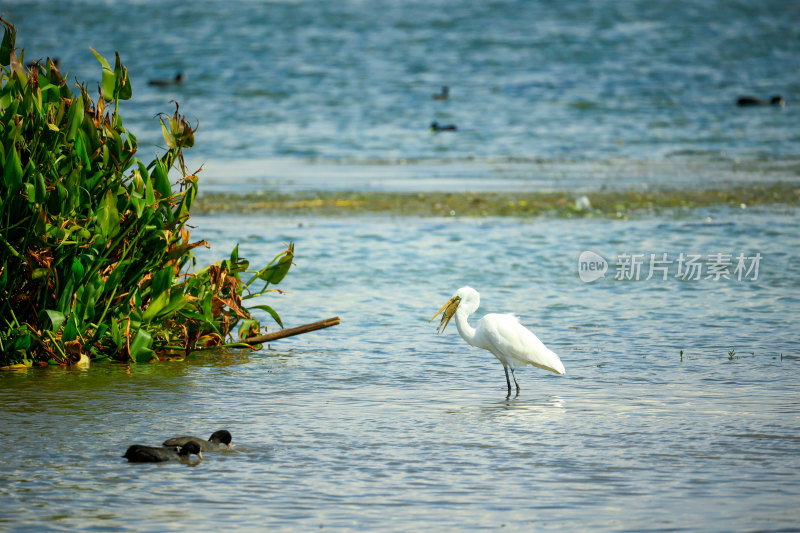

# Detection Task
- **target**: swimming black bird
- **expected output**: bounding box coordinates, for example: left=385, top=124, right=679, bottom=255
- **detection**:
left=432, top=86, right=449, bottom=101
left=148, top=72, right=184, bottom=87
left=431, top=121, right=457, bottom=132
left=123, top=441, right=203, bottom=462
left=736, top=95, right=785, bottom=107
left=163, top=430, right=233, bottom=451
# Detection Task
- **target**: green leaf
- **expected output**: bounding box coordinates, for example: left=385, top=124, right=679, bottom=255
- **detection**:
left=114, top=52, right=132, bottom=100
left=74, top=131, right=90, bottom=168
left=151, top=265, right=174, bottom=298
left=3, top=144, right=23, bottom=190
left=160, top=117, right=177, bottom=150
left=175, top=177, right=197, bottom=220
left=62, top=315, right=79, bottom=342
left=90, top=47, right=115, bottom=102
left=66, top=95, right=85, bottom=141
left=11, top=332, right=32, bottom=352
left=23, top=182, right=36, bottom=202
left=140, top=162, right=156, bottom=205
left=142, top=290, right=169, bottom=322
left=129, top=329, right=155, bottom=363
left=256, top=253, right=292, bottom=285
left=70, top=257, right=85, bottom=282
left=46, top=57, right=63, bottom=85
left=96, top=189, right=120, bottom=238
left=110, top=319, right=123, bottom=349
left=43, top=310, right=66, bottom=332
left=250, top=304, right=284, bottom=329
left=34, top=171, right=47, bottom=203
left=157, top=290, right=190, bottom=318
left=151, top=159, right=172, bottom=198
left=0, top=21, right=16, bottom=66
left=8, top=50, right=25, bottom=82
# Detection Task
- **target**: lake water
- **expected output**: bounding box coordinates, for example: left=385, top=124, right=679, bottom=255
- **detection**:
left=2, top=1, right=800, bottom=531
left=2, top=211, right=799, bottom=531
left=5, top=0, right=800, bottom=192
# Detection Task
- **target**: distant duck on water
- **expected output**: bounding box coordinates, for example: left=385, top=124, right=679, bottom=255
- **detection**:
left=148, top=72, right=184, bottom=87
left=432, top=85, right=449, bottom=101
left=736, top=95, right=785, bottom=107
left=431, top=121, right=457, bottom=132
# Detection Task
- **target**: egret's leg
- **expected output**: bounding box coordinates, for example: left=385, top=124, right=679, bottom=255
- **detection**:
left=503, top=366, right=512, bottom=395
left=510, top=368, right=520, bottom=393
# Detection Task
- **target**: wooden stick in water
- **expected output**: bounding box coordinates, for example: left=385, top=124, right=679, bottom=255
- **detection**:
left=243, top=317, right=341, bottom=345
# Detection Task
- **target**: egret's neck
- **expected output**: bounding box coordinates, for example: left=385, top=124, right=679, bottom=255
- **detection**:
left=454, top=307, right=478, bottom=347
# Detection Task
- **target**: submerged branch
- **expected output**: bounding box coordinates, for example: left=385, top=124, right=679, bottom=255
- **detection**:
left=243, top=317, right=341, bottom=345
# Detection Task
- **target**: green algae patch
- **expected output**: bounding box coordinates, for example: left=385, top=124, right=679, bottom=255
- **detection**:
left=193, top=182, right=800, bottom=218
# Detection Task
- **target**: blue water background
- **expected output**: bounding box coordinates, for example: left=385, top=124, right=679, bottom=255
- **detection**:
left=5, top=0, right=800, bottom=191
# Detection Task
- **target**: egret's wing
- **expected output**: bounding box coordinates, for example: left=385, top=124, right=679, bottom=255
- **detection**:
left=477, top=314, right=565, bottom=375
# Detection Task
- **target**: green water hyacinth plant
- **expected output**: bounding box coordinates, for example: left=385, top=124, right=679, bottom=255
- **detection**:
left=0, top=20, right=293, bottom=367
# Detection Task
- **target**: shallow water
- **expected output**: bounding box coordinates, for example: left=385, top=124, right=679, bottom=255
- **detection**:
left=2, top=210, right=799, bottom=531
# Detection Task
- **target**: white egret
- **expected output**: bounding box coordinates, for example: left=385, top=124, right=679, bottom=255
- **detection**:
left=431, top=286, right=565, bottom=395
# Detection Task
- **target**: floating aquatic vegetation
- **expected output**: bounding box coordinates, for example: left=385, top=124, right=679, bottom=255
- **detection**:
left=0, top=20, right=293, bottom=367
left=193, top=183, right=800, bottom=218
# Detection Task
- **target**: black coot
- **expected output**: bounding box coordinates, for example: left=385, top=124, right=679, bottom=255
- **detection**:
left=124, top=440, right=203, bottom=462
left=148, top=72, right=184, bottom=87
left=163, top=430, right=232, bottom=451
left=736, top=95, right=785, bottom=107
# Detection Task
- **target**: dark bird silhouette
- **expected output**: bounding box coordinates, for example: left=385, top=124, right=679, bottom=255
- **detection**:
left=432, top=86, right=449, bottom=101
left=431, top=121, right=457, bottom=132
left=163, top=430, right=232, bottom=451
left=736, top=95, right=785, bottom=107
left=25, top=57, right=60, bottom=70
left=123, top=441, right=203, bottom=462
left=148, top=72, right=184, bottom=87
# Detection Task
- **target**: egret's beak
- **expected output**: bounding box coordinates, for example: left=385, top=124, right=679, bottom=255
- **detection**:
left=430, top=296, right=461, bottom=334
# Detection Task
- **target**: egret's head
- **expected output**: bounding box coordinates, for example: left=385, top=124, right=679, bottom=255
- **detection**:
left=430, top=287, right=480, bottom=333
left=430, top=295, right=461, bottom=333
